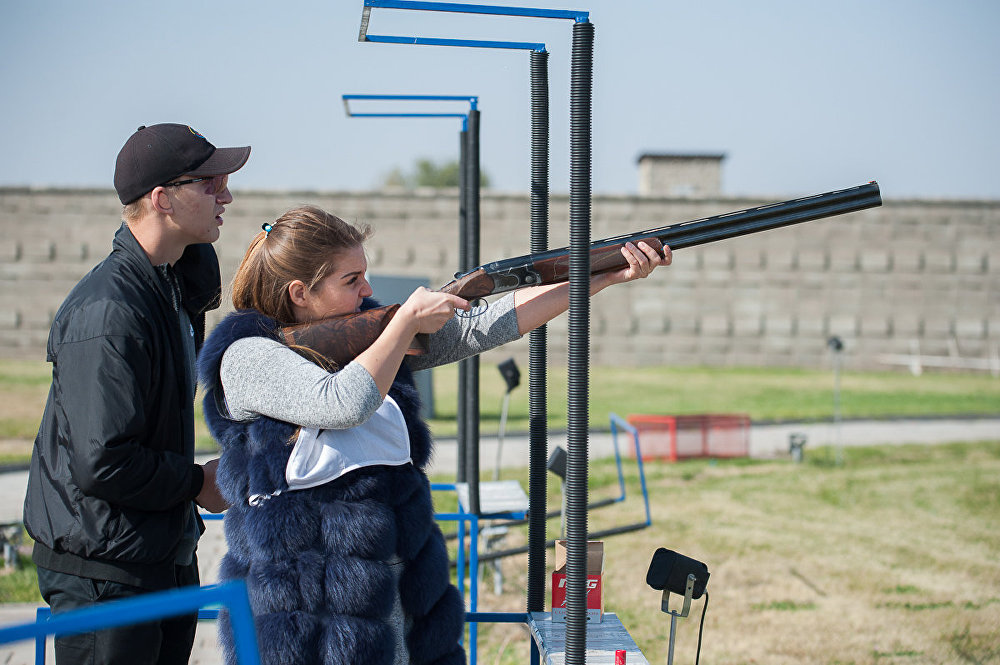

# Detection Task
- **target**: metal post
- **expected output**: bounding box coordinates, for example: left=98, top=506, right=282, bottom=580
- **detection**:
left=457, top=127, right=469, bottom=483
left=828, top=336, right=844, bottom=466
left=565, top=19, right=594, bottom=665
left=526, top=47, right=550, bottom=616
left=464, top=108, right=482, bottom=515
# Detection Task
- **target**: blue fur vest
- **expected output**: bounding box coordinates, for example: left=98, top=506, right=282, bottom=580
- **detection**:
left=198, top=302, right=465, bottom=665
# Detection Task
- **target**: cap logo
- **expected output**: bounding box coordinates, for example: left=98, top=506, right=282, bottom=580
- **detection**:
left=188, top=126, right=205, bottom=139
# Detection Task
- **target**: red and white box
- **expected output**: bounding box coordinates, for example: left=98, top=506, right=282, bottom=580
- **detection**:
left=551, top=540, right=604, bottom=623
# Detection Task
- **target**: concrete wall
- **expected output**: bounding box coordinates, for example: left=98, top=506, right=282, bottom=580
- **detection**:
left=2, top=186, right=997, bottom=372
left=637, top=154, right=725, bottom=198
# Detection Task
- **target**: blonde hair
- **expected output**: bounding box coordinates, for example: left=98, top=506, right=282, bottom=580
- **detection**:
left=122, top=197, right=148, bottom=223
left=231, top=205, right=372, bottom=325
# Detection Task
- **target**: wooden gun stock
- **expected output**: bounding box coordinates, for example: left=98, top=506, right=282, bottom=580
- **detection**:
left=280, top=304, right=428, bottom=368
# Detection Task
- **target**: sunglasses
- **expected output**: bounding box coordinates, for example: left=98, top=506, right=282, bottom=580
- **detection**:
left=162, top=174, right=228, bottom=195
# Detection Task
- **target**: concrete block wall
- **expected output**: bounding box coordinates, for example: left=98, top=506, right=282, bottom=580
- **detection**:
left=1, top=187, right=997, bottom=373
left=637, top=154, right=724, bottom=198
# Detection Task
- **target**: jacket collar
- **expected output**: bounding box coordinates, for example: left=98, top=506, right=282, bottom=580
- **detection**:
left=112, top=222, right=170, bottom=303
left=112, top=222, right=221, bottom=317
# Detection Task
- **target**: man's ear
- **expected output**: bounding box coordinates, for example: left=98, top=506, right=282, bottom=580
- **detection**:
left=150, top=187, right=173, bottom=214
left=287, top=280, right=309, bottom=307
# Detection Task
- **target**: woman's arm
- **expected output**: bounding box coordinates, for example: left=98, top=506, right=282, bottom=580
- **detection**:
left=221, top=289, right=469, bottom=425
left=406, top=241, right=670, bottom=371
left=220, top=337, right=384, bottom=429
left=351, top=287, right=469, bottom=396
left=406, top=292, right=523, bottom=371
left=512, top=241, right=670, bottom=334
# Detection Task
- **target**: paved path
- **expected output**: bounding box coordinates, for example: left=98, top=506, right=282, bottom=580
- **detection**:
left=1, top=417, right=997, bottom=664
left=426, top=416, right=1000, bottom=477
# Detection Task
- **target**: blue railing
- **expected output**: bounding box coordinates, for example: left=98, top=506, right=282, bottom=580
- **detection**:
left=6, top=582, right=260, bottom=665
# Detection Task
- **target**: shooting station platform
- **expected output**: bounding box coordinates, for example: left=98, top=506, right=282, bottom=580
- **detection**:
left=528, top=613, right=649, bottom=665
left=455, top=480, right=529, bottom=516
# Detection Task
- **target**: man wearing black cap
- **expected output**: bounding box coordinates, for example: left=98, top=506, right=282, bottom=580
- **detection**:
left=23, top=123, right=250, bottom=665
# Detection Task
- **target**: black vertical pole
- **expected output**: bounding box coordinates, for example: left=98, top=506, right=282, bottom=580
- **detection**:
left=457, top=128, right=468, bottom=483
left=526, top=48, right=550, bottom=616
left=565, top=20, right=593, bottom=665
left=464, top=108, right=482, bottom=515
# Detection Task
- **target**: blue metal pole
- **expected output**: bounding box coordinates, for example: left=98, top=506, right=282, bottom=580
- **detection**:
left=7, top=583, right=261, bottom=665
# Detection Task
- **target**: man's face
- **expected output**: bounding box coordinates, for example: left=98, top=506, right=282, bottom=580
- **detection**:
left=162, top=174, right=232, bottom=245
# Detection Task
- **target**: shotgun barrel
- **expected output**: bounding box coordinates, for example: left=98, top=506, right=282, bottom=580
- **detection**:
left=439, top=181, right=881, bottom=299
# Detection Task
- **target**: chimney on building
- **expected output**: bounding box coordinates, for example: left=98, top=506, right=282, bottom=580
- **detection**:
left=637, top=153, right=725, bottom=198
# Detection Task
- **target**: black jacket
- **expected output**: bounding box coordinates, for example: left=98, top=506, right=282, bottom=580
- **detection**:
left=23, top=223, right=221, bottom=589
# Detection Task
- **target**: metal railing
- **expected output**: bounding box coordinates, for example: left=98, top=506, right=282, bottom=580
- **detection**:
left=4, top=581, right=260, bottom=665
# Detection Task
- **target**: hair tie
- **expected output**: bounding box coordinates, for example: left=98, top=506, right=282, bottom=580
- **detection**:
left=261, top=223, right=272, bottom=236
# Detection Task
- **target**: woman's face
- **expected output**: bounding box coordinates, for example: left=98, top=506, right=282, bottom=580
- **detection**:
left=294, top=244, right=373, bottom=323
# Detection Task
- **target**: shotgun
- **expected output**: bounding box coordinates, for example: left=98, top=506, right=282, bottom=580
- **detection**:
left=281, top=181, right=881, bottom=366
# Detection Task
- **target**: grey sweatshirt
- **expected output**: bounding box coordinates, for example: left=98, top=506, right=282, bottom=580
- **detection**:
left=219, top=293, right=522, bottom=425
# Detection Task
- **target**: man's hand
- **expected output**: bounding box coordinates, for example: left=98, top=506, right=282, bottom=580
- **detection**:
left=195, top=458, right=228, bottom=513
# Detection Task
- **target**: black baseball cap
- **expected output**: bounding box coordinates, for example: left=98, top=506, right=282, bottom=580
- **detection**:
left=114, top=123, right=251, bottom=204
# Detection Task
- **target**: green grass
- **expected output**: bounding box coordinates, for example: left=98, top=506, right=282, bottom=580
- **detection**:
left=0, top=360, right=51, bottom=391
left=0, top=527, right=43, bottom=603
left=0, top=359, right=51, bottom=440
left=750, top=600, right=818, bottom=611
left=427, top=363, right=1000, bottom=437
left=451, top=441, right=1000, bottom=665
left=2, top=359, right=999, bottom=461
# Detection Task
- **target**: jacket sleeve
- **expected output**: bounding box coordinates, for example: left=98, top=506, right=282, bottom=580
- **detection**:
left=54, top=305, right=200, bottom=511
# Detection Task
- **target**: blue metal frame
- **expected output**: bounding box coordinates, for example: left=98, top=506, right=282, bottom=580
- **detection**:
left=359, top=0, right=590, bottom=53
left=23, top=583, right=529, bottom=665
left=366, top=34, right=547, bottom=51
left=365, top=0, right=588, bottom=21
left=17, top=582, right=260, bottom=665
left=342, top=94, right=478, bottom=130
left=427, top=420, right=651, bottom=665
left=609, top=413, right=654, bottom=529
left=432, top=482, right=528, bottom=665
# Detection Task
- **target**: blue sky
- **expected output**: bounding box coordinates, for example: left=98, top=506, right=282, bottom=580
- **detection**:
left=2, top=0, right=998, bottom=200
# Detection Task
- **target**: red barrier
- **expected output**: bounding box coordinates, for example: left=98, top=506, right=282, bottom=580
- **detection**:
left=625, top=414, right=750, bottom=461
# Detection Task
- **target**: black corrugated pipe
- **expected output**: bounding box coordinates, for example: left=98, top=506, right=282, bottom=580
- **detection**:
left=526, top=48, right=550, bottom=615
left=565, top=20, right=593, bottom=665
left=464, top=109, right=482, bottom=515
left=457, top=129, right=468, bottom=483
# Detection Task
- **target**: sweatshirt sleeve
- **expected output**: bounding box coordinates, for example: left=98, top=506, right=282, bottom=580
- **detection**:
left=406, top=292, right=523, bottom=371
left=220, top=336, right=383, bottom=429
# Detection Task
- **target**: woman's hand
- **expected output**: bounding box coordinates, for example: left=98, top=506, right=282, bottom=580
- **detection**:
left=397, top=287, right=471, bottom=335
left=619, top=241, right=671, bottom=282
left=355, top=287, right=470, bottom=397
left=511, top=241, right=673, bottom=334
left=596, top=241, right=672, bottom=290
